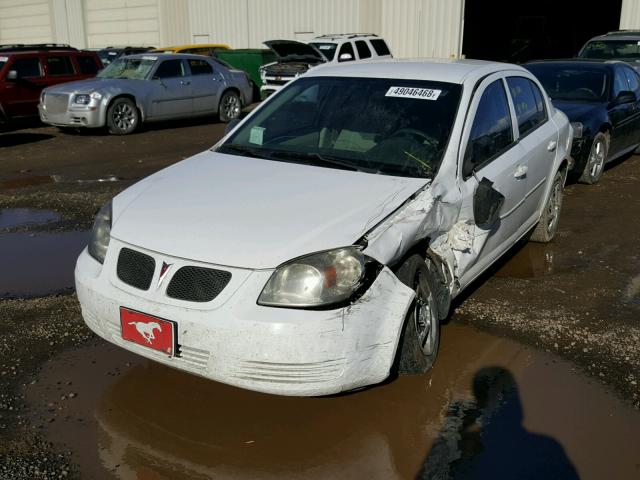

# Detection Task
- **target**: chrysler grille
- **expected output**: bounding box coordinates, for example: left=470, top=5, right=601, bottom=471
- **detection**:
left=117, top=248, right=155, bottom=290
left=166, top=266, right=231, bottom=302
left=44, top=93, right=70, bottom=114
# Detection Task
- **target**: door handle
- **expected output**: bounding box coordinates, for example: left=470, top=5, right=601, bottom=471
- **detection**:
left=547, top=140, right=557, bottom=152
left=514, top=164, right=528, bottom=179
left=180, top=80, right=190, bottom=86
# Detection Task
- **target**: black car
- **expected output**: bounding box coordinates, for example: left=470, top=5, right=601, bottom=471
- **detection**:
left=525, top=59, right=640, bottom=184
left=97, top=46, right=155, bottom=67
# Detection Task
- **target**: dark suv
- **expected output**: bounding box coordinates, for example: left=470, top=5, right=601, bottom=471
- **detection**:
left=0, top=44, right=102, bottom=125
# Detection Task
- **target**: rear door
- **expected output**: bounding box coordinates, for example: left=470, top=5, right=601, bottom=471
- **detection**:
left=2, top=54, right=46, bottom=117
left=609, top=65, right=636, bottom=155
left=186, top=58, right=221, bottom=114
left=505, top=75, right=557, bottom=223
left=458, top=75, right=528, bottom=284
left=148, top=59, right=193, bottom=119
left=44, top=54, right=78, bottom=87
left=621, top=64, right=640, bottom=149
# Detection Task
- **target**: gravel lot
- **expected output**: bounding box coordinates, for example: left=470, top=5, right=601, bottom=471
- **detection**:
left=1, top=118, right=639, bottom=479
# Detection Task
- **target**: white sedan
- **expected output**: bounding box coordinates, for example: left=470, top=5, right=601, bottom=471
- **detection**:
left=75, top=59, right=573, bottom=396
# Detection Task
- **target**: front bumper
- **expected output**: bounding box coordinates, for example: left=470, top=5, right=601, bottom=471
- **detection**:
left=75, top=239, right=415, bottom=396
left=39, top=102, right=104, bottom=128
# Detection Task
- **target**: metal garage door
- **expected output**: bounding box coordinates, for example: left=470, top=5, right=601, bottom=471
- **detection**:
left=84, top=0, right=160, bottom=48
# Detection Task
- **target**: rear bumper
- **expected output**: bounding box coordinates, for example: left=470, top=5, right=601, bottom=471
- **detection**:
left=75, top=240, right=415, bottom=396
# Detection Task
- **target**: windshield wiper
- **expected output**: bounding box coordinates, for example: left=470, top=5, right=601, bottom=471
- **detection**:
left=266, top=150, right=378, bottom=173
left=216, top=143, right=276, bottom=160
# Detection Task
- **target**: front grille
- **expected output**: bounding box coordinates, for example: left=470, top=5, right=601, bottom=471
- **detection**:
left=44, top=93, right=69, bottom=114
left=166, top=266, right=231, bottom=302
left=117, top=248, right=155, bottom=290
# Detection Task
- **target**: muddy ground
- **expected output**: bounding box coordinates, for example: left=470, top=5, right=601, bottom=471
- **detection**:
left=1, top=119, right=639, bottom=479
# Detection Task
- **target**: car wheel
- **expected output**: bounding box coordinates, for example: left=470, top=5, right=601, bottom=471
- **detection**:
left=218, top=90, right=242, bottom=122
left=395, top=254, right=440, bottom=375
left=530, top=169, right=564, bottom=243
left=107, top=98, right=139, bottom=135
left=578, top=132, right=608, bottom=184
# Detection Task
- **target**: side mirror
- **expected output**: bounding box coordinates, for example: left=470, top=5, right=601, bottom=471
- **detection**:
left=338, top=53, right=353, bottom=62
left=6, top=70, right=17, bottom=81
left=224, top=118, right=240, bottom=135
left=615, top=90, right=636, bottom=105
left=473, top=177, right=505, bottom=230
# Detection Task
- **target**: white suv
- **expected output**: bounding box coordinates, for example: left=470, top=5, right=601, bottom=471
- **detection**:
left=259, top=33, right=392, bottom=97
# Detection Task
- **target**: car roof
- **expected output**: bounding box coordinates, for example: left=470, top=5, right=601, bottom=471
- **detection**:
left=525, top=58, right=621, bottom=67
left=305, top=58, right=527, bottom=85
left=588, top=31, right=640, bottom=42
left=152, top=44, right=230, bottom=52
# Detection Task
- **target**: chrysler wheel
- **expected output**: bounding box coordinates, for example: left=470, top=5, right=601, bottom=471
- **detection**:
left=579, top=132, right=608, bottom=184
left=107, top=98, right=139, bottom=135
left=218, top=91, right=241, bottom=122
left=531, top=169, right=564, bottom=243
left=395, top=254, right=441, bottom=375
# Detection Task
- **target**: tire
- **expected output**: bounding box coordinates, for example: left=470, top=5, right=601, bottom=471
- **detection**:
left=530, top=169, right=564, bottom=243
left=578, top=132, right=608, bottom=184
left=395, top=254, right=441, bottom=375
left=106, top=97, right=139, bottom=135
left=218, top=90, right=242, bottom=122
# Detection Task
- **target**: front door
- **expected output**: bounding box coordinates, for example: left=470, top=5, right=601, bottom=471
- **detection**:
left=148, top=59, right=193, bottom=119
left=458, top=75, right=527, bottom=285
left=2, top=55, right=47, bottom=118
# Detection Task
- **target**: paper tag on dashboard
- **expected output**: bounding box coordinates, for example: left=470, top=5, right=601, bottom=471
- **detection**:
left=385, top=86, right=441, bottom=100
left=0, top=56, right=8, bottom=62
left=249, top=126, right=265, bottom=145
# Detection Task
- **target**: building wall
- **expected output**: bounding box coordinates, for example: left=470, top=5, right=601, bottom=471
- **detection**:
left=0, top=0, right=464, bottom=58
left=620, top=0, right=640, bottom=28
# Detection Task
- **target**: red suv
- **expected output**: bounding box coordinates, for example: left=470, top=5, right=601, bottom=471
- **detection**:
left=0, top=44, right=102, bottom=125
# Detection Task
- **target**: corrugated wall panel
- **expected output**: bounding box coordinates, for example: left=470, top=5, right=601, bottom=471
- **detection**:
left=188, top=0, right=249, bottom=47
left=158, top=0, right=189, bottom=46
left=620, top=0, right=640, bottom=28
left=380, top=0, right=463, bottom=58
left=0, top=0, right=53, bottom=44
left=84, top=0, right=160, bottom=47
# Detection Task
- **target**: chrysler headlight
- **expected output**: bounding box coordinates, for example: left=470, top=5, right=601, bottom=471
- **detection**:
left=258, top=247, right=374, bottom=308
left=90, top=91, right=103, bottom=100
left=73, top=94, right=91, bottom=105
left=88, top=201, right=112, bottom=264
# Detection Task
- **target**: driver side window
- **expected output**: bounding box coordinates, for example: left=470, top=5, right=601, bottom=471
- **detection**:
left=463, top=79, right=514, bottom=177
left=154, top=59, right=185, bottom=79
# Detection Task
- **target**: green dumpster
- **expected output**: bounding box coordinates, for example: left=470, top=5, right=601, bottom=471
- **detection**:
left=215, top=48, right=276, bottom=91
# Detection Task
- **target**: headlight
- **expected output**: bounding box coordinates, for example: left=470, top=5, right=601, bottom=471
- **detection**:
left=73, top=94, right=91, bottom=105
left=90, top=91, right=103, bottom=100
left=258, top=247, right=373, bottom=308
left=88, top=201, right=112, bottom=264
left=570, top=122, right=583, bottom=139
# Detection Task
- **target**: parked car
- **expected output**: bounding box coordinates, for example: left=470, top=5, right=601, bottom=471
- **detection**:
left=259, top=33, right=392, bottom=97
left=152, top=44, right=231, bottom=56
left=75, top=59, right=572, bottom=396
left=97, top=46, right=155, bottom=67
left=39, top=53, right=252, bottom=134
left=577, top=31, right=640, bottom=71
left=525, top=59, right=640, bottom=183
left=0, top=44, right=102, bottom=126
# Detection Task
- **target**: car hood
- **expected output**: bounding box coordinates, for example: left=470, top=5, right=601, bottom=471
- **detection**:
left=110, top=151, right=429, bottom=269
left=43, top=77, right=135, bottom=94
left=263, top=40, right=326, bottom=62
left=551, top=100, right=603, bottom=123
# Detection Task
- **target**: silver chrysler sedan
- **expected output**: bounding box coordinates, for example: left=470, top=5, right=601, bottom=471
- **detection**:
left=38, top=53, right=253, bottom=134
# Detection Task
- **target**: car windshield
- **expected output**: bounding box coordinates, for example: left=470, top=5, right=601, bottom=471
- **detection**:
left=579, top=40, right=640, bottom=60
left=98, top=57, right=156, bottom=79
left=218, top=77, right=462, bottom=179
left=309, top=43, right=337, bottom=61
left=526, top=64, right=608, bottom=101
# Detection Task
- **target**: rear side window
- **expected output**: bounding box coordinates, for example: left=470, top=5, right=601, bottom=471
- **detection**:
left=338, top=42, right=355, bottom=62
left=76, top=55, right=99, bottom=74
left=623, top=66, right=640, bottom=95
left=188, top=59, right=213, bottom=75
left=9, top=57, right=42, bottom=78
left=506, top=77, right=547, bottom=137
left=47, top=56, right=75, bottom=76
left=355, top=40, right=372, bottom=59
left=464, top=79, right=514, bottom=174
left=370, top=39, right=391, bottom=56
left=154, top=59, right=184, bottom=78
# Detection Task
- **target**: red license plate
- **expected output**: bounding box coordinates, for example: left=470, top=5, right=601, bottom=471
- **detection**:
left=120, top=307, right=176, bottom=355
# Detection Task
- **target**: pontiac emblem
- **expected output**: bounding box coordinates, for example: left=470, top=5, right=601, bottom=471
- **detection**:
left=157, top=261, right=173, bottom=288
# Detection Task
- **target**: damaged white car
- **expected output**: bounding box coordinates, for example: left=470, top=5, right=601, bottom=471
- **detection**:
left=75, top=59, right=573, bottom=396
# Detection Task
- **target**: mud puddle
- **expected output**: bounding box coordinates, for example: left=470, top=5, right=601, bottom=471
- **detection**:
left=0, top=208, right=62, bottom=230
left=25, top=325, right=640, bottom=480
left=494, top=242, right=588, bottom=279
left=0, top=230, right=89, bottom=298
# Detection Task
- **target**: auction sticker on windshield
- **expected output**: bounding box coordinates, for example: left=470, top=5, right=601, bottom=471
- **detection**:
left=385, top=86, right=441, bottom=100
